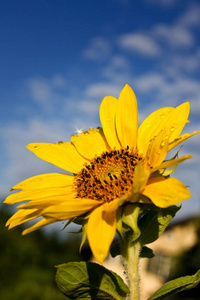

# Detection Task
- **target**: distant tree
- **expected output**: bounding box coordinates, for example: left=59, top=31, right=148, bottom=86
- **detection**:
left=0, top=206, right=86, bottom=300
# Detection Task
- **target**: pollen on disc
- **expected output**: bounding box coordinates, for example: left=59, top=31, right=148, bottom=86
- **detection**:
left=74, top=146, right=144, bottom=202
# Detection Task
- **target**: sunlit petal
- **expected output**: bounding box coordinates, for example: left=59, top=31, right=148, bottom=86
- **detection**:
left=138, top=107, right=174, bottom=155
left=71, top=127, right=109, bottom=160
left=27, top=142, right=88, bottom=174
left=116, top=84, right=138, bottom=148
left=142, top=177, right=191, bottom=208
left=4, top=186, right=74, bottom=204
left=152, top=154, right=192, bottom=172
left=6, top=208, right=41, bottom=228
left=42, top=197, right=99, bottom=220
left=100, top=96, right=121, bottom=149
left=11, top=173, right=74, bottom=191
left=87, top=204, right=116, bottom=263
left=138, top=102, right=190, bottom=161
left=22, top=218, right=56, bottom=235
left=168, top=102, right=190, bottom=142
left=145, top=128, right=170, bottom=168
left=168, top=131, right=200, bottom=151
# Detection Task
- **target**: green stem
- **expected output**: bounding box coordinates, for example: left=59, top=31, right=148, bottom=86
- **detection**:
left=122, top=234, right=141, bottom=300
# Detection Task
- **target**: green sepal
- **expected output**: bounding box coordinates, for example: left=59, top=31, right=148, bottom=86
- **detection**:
left=138, top=205, right=180, bottom=245
left=151, top=147, right=181, bottom=179
left=73, top=212, right=89, bottom=225
left=140, top=246, right=155, bottom=258
left=121, top=204, right=141, bottom=242
left=148, top=269, right=200, bottom=300
left=110, top=242, right=121, bottom=258
left=56, top=261, right=129, bottom=300
left=116, top=207, right=123, bottom=238
left=79, top=220, right=87, bottom=252
left=151, top=165, right=177, bottom=179
left=61, top=218, right=74, bottom=231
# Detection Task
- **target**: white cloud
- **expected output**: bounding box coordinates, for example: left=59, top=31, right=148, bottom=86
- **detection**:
left=110, top=55, right=128, bottom=69
left=82, top=37, right=111, bottom=61
left=135, top=72, right=167, bottom=93
left=153, top=24, right=194, bottom=48
left=85, top=83, right=123, bottom=99
left=102, top=55, right=132, bottom=82
left=152, top=3, right=200, bottom=50
left=166, top=49, right=200, bottom=73
left=51, top=75, right=67, bottom=88
left=0, top=119, right=70, bottom=193
left=118, top=33, right=161, bottom=56
left=28, top=78, right=52, bottom=104
left=134, top=70, right=200, bottom=119
left=26, top=75, right=71, bottom=115
left=178, top=3, right=200, bottom=28
left=78, top=100, right=100, bottom=115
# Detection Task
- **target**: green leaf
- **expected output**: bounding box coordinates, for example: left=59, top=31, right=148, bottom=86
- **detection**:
left=148, top=269, right=200, bottom=300
left=139, top=246, right=155, bottom=258
left=138, top=205, right=180, bottom=245
left=56, top=262, right=129, bottom=300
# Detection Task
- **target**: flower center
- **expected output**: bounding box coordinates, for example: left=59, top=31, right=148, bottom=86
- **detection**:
left=74, top=146, right=144, bottom=202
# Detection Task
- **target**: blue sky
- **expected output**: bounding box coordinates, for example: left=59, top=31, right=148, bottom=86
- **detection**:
left=1, top=0, right=200, bottom=224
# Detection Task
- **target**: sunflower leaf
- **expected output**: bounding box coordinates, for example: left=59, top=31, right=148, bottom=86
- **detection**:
left=138, top=205, right=180, bottom=245
left=148, top=269, right=200, bottom=300
left=56, top=262, right=129, bottom=300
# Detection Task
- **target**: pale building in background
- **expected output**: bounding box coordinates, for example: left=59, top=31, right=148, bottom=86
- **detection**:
left=92, top=216, right=199, bottom=300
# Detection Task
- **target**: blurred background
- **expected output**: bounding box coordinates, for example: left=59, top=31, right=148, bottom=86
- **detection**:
left=0, top=0, right=200, bottom=299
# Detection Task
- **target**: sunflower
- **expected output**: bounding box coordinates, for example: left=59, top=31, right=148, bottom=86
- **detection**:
left=4, top=84, right=199, bottom=263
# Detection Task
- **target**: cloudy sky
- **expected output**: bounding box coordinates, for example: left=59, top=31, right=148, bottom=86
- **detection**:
left=1, top=0, right=200, bottom=224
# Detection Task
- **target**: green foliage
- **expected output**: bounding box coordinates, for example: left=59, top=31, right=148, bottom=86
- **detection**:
left=139, top=246, right=155, bottom=258
left=56, top=262, right=129, bottom=300
left=148, top=269, right=200, bottom=300
left=110, top=242, right=121, bottom=258
left=138, top=205, right=180, bottom=245
left=0, top=207, right=84, bottom=300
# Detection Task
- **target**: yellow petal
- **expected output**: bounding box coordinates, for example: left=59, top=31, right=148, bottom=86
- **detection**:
left=152, top=154, right=192, bottom=172
left=142, top=177, right=191, bottom=208
left=168, top=131, right=200, bottom=151
left=99, top=96, right=121, bottom=149
left=87, top=204, right=116, bottom=263
left=138, top=107, right=174, bottom=156
left=132, top=163, right=150, bottom=194
left=71, top=128, right=109, bottom=160
left=124, top=163, right=150, bottom=203
left=42, top=197, right=99, bottom=220
left=6, top=208, right=40, bottom=228
left=116, top=84, right=138, bottom=148
left=103, top=197, right=125, bottom=212
left=146, top=108, right=192, bottom=168
left=22, top=218, right=56, bottom=235
left=17, top=193, right=77, bottom=209
left=168, top=102, right=190, bottom=143
left=27, top=142, right=88, bottom=174
left=138, top=102, right=190, bottom=160
left=145, top=128, right=170, bottom=168
left=10, top=173, right=74, bottom=191
left=4, top=186, right=74, bottom=204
